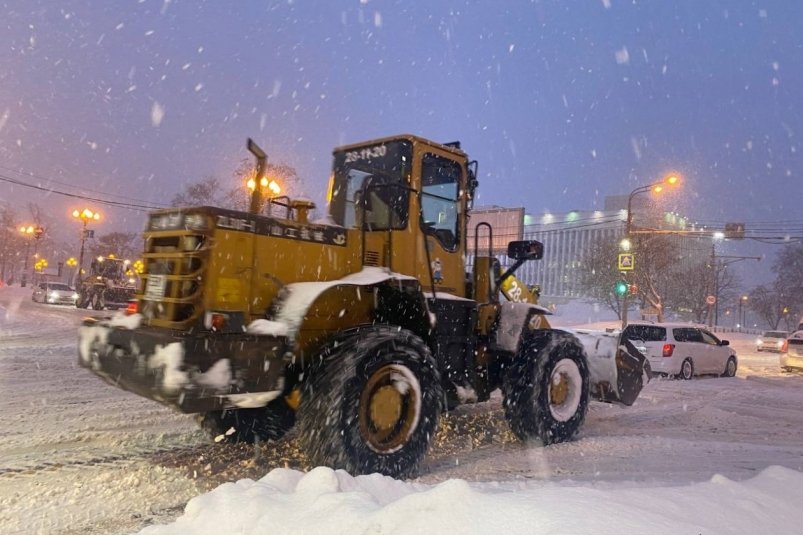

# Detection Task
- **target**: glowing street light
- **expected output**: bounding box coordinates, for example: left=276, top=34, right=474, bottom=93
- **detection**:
left=72, top=208, right=100, bottom=284
left=621, top=172, right=683, bottom=328
left=247, top=174, right=282, bottom=195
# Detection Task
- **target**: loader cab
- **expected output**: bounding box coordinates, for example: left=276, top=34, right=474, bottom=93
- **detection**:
left=328, top=135, right=473, bottom=297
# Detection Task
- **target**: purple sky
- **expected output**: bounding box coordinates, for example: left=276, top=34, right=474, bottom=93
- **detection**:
left=2, top=0, right=801, bottom=283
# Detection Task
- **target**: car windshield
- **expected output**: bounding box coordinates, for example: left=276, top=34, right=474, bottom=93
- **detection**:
left=47, top=284, right=72, bottom=291
left=763, top=331, right=788, bottom=338
left=328, top=140, right=412, bottom=230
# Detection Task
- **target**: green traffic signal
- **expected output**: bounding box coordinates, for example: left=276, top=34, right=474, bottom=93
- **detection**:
left=614, top=280, right=628, bottom=296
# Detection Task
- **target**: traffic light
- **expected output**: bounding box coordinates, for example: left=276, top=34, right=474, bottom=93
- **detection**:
left=629, top=283, right=638, bottom=296
left=614, top=280, right=628, bottom=296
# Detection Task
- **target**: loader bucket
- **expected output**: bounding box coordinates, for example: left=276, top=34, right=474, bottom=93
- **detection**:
left=571, top=330, right=650, bottom=406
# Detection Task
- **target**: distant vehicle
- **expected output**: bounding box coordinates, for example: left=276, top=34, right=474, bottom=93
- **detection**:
left=32, top=282, right=79, bottom=306
left=623, top=322, right=737, bottom=380
left=781, top=331, right=803, bottom=372
left=756, top=331, right=789, bottom=353
left=75, top=256, right=137, bottom=310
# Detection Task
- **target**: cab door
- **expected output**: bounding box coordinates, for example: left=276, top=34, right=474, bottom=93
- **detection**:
left=416, top=152, right=465, bottom=297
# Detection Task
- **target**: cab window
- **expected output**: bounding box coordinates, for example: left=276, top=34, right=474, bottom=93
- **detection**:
left=420, top=153, right=460, bottom=250
left=329, top=140, right=412, bottom=231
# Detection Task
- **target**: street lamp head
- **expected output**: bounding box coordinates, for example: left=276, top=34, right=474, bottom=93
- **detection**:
left=268, top=179, right=281, bottom=196
left=652, top=185, right=664, bottom=194
left=73, top=208, right=100, bottom=221
left=665, top=174, right=680, bottom=186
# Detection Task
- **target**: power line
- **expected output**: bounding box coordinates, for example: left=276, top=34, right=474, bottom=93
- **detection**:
left=0, top=173, right=166, bottom=212
left=0, top=164, right=168, bottom=208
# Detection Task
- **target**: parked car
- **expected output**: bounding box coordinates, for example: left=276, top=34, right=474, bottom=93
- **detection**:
left=781, top=331, right=803, bottom=372
left=622, top=322, right=737, bottom=380
left=756, top=330, right=789, bottom=352
left=32, top=282, right=79, bottom=305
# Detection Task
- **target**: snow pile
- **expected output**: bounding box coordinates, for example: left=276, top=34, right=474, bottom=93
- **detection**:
left=274, top=266, right=416, bottom=338
left=246, top=319, right=288, bottom=336
left=141, top=465, right=803, bottom=535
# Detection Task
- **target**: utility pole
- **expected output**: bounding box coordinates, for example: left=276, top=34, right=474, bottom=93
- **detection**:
left=710, top=250, right=760, bottom=327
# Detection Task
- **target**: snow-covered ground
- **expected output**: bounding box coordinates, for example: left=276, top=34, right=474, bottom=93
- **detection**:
left=2, top=285, right=802, bottom=534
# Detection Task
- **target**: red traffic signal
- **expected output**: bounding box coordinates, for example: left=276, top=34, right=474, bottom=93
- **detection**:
left=628, top=283, right=638, bottom=296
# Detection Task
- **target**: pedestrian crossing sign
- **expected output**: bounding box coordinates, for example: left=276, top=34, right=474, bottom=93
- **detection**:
left=618, top=253, right=635, bottom=271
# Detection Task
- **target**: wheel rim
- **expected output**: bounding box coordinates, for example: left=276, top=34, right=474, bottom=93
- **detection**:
left=683, top=360, right=692, bottom=379
left=547, top=359, right=583, bottom=422
left=358, top=364, right=421, bottom=453
left=727, top=359, right=736, bottom=376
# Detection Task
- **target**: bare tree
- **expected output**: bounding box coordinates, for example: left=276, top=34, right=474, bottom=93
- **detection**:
left=0, top=205, right=21, bottom=282
left=170, top=176, right=229, bottom=208
left=171, top=158, right=303, bottom=215
left=664, top=260, right=712, bottom=323
left=576, top=235, right=624, bottom=319
left=630, top=235, right=678, bottom=323
left=772, top=244, right=803, bottom=322
left=749, top=283, right=790, bottom=330
left=88, top=232, right=141, bottom=261
left=226, top=157, right=304, bottom=214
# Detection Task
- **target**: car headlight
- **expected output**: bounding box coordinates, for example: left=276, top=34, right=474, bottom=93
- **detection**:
left=49, top=292, right=59, bottom=299
left=72, top=293, right=79, bottom=300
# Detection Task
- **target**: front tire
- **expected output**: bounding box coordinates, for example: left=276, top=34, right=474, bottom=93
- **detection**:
left=502, top=331, right=590, bottom=445
left=722, top=356, right=737, bottom=377
left=297, top=326, right=442, bottom=479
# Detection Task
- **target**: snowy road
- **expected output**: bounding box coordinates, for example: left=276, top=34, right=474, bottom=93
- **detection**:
left=2, top=285, right=802, bottom=534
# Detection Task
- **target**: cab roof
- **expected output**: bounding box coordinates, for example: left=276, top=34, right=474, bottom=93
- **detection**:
left=332, top=133, right=468, bottom=158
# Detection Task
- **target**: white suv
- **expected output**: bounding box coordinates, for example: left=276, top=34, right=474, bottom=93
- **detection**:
left=622, top=323, right=738, bottom=380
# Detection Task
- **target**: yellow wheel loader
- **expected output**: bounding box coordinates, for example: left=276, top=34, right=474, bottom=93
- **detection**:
left=79, top=134, right=648, bottom=479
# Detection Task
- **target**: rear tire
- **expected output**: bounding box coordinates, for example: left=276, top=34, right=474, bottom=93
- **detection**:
left=722, top=356, right=737, bottom=377
left=502, top=330, right=590, bottom=445
left=679, top=358, right=694, bottom=380
left=297, top=326, right=442, bottom=479
left=199, top=397, right=295, bottom=444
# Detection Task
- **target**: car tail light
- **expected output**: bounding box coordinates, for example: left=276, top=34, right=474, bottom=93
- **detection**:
left=125, top=300, right=138, bottom=315
left=662, top=344, right=675, bottom=357
left=205, top=312, right=228, bottom=331
left=781, top=340, right=788, bottom=353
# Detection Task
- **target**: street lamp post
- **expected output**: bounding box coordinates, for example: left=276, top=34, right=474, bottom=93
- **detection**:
left=72, top=208, right=100, bottom=285
left=738, top=295, right=748, bottom=332
left=246, top=138, right=283, bottom=216
left=18, top=224, right=44, bottom=287
left=621, top=174, right=680, bottom=329
left=65, top=257, right=78, bottom=285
